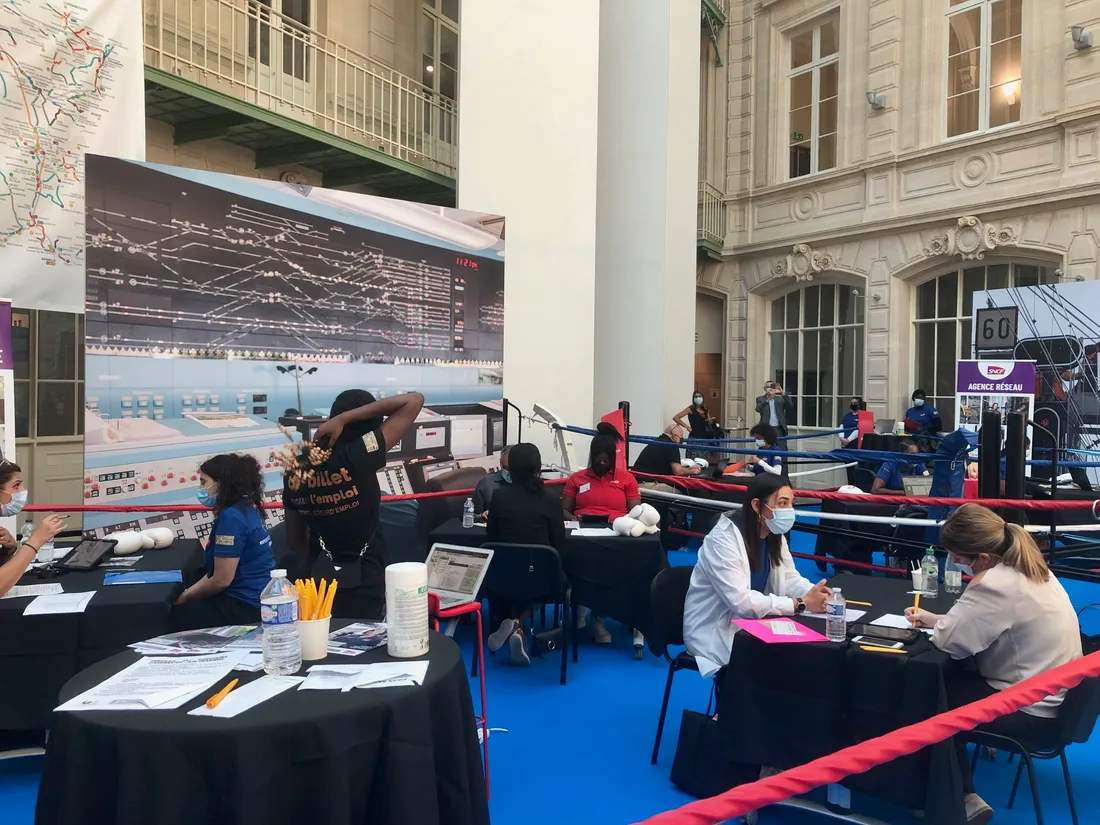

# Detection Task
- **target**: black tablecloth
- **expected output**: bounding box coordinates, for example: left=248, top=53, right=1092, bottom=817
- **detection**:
left=35, top=627, right=489, bottom=825
left=718, top=575, right=967, bottom=824
left=0, top=541, right=204, bottom=731
left=430, top=518, right=668, bottom=634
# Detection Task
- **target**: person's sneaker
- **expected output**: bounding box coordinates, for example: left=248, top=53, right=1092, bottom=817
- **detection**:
left=488, top=618, right=517, bottom=652
left=508, top=630, right=531, bottom=667
left=576, top=607, right=588, bottom=630
left=592, top=617, right=611, bottom=644
left=965, top=795, right=994, bottom=825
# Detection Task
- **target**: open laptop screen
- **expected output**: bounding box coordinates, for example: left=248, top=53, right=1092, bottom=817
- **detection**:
left=426, top=545, right=492, bottom=597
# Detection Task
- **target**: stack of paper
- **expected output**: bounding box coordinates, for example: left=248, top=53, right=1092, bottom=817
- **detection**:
left=56, top=651, right=247, bottom=711
left=804, top=608, right=867, bottom=623
left=571, top=527, right=616, bottom=537
left=327, top=622, right=387, bottom=656
left=1, top=583, right=64, bottom=600
left=871, top=613, right=934, bottom=636
left=130, top=625, right=260, bottom=656
left=24, top=592, right=95, bottom=616
left=299, top=661, right=430, bottom=692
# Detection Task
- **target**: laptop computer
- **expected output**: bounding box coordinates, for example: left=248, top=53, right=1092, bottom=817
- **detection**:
left=874, top=418, right=896, bottom=434
left=902, top=475, right=933, bottom=497
left=425, top=543, right=494, bottom=609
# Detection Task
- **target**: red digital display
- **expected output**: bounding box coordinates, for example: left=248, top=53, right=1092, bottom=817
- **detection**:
left=455, top=257, right=479, bottom=270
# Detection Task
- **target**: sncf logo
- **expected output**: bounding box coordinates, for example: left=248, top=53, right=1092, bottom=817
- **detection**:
left=986, top=366, right=1006, bottom=376
left=978, top=362, right=1012, bottom=379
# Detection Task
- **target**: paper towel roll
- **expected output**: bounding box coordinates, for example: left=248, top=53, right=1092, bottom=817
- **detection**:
left=108, top=531, right=144, bottom=556
left=385, top=562, right=429, bottom=658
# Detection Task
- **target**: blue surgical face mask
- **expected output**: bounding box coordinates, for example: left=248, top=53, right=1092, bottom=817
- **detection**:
left=501, top=469, right=512, bottom=484
left=914, top=398, right=925, bottom=408
left=765, top=506, right=796, bottom=535
left=196, top=487, right=216, bottom=508
left=693, top=396, right=703, bottom=406
left=755, top=439, right=767, bottom=449
left=1, top=490, right=27, bottom=517
left=955, top=560, right=974, bottom=577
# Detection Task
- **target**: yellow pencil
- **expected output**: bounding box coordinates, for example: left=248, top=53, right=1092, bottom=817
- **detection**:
left=205, top=678, right=239, bottom=708
left=860, top=645, right=907, bottom=655
left=846, top=600, right=872, bottom=607
left=912, top=590, right=921, bottom=626
left=317, top=579, right=328, bottom=620
left=322, top=579, right=338, bottom=618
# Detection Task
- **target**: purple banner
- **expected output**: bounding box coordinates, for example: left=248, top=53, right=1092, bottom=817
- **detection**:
left=0, top=300, right=10, bottom=371
left=956, top=360, right=1036, bottom=394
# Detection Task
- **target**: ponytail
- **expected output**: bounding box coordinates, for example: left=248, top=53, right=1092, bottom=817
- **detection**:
left=1001, top=522, right=1050, bottom=583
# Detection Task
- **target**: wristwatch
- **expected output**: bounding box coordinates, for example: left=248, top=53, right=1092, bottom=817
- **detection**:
left=794, top=597, right=806, bottom=615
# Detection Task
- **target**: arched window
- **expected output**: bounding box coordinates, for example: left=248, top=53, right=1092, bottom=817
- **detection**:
left=912, top=262, right=1055, bottom=411
left=769, top=284, right=865, bottom=428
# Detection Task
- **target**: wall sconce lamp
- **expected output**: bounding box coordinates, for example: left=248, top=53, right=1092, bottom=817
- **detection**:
left=1072, top=25, right=1093, bottom=51
left=866, top=91, right=886, bottom=110
left=1002, top=81, right=1018, bottom=106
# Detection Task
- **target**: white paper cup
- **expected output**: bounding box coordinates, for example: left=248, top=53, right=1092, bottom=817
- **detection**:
left=299, top=616, right=331, bottom=661
left=911, top=570, right=923, bottom=592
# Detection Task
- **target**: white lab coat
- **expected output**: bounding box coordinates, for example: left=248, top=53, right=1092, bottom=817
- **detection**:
left=683, top=514, right=815, bottom=677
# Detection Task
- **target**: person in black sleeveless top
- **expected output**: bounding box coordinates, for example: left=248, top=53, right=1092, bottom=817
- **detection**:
left=673, top=391, right=718, bottom=459
left=283, top=389, right=423, bottom=619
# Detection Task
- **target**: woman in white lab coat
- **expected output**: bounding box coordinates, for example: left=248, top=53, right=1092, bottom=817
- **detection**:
left=683, top=473, right=832, bottom=680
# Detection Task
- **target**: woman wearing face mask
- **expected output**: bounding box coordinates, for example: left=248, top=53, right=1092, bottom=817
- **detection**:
left=171, top=453, right=275, bottom=631
left=0, top=461, right=67, bottom=598
left=561, top=423, right=641, bottom=644
left=839, top=396, right=864, bottom=447
left=905, top=504, right=1081, bottom=825
left=673, top=391, right=718, bottom=459
left=746, top=423, right=785, bottom=476
left=683, top=473, right=831, bottom=680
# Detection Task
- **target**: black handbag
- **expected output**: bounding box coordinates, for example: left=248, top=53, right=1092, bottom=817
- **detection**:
left=669, top=710, right=760, bottom=799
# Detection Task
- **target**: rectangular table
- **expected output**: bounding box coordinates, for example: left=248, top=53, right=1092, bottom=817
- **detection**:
left=718, top=574, right=967, bottom=824
left=0, top=540, right=204, bottom=731
left=429, top=518, right=668, bottom=635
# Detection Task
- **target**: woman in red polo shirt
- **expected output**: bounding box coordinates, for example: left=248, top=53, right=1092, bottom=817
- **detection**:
left=562, top=423, right=641, bottom=644
left=562, top=423, right=641, bottom=519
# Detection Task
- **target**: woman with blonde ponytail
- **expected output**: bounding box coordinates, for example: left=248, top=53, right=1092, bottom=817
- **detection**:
left=905, top=503, right=1081, bottom=825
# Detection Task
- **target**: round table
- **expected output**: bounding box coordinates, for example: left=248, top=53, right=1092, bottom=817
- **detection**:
left=34, top=629, right=489, bottom=825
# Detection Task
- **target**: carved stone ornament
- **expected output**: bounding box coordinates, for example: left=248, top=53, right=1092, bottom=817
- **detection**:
left=772, top=243, right=835, bottom=282
left=922, top=216, right=1018, bottom=261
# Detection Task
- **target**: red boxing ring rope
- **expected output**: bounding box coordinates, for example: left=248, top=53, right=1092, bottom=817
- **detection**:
left=634, top=650, right=1100, bottom=825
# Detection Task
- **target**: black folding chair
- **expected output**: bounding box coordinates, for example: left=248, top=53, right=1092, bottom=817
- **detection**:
left=647, top=565, right=699, bottom=764
left=480, top=543, right=576, bottom=685
left=964, top=676, right=1100, bottom=825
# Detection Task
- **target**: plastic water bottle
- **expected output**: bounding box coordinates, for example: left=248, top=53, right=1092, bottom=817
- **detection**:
left=19, top=520, right=33, bottom=544
left=921, top=548, right=940, bottom=598
left=944, top=556, right=963, bottom=594
left=260, top=569, right=301, bottom=675
left=462, top=497, right=475, bottom=528
left=825, top=588, right=847, bottom=643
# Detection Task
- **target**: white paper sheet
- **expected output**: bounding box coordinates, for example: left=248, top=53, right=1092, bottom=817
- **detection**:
left=188, top=676, right=303, bottom=718
left=564, top=521, right=580, bottom=530
left=571, top=527, right=616, bottom=537
left=766, top=620, right=801, bottom=637
left=871, top=613, right=934, bottom=635
left=24, top=591, right=95, bottom=616
left=298, top=666, right=365, bottom=692
left=233, top=653, right=265, bottom=672
left=1, top=583, right=63, bottom=600
left=56, top=650, right=247, bottom=711
left=803, top=608, right=867, bottom=623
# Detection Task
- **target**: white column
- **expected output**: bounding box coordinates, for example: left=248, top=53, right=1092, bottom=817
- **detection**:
left=593, top=1, right=701, bottom=439
left=457, top=0, right=602, bottom=462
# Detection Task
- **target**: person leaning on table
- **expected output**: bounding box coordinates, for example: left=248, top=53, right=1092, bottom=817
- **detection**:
left=905, top=503, right=1082, bottom=825
left=0, top=460, right=67, bottom=599
left=683, top=472, right=832, bottom=691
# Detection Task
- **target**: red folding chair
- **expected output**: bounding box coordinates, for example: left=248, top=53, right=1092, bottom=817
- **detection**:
left=428, top=592, right=490, bottom=799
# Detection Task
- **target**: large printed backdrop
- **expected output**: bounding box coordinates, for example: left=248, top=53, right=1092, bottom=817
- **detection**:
left=0, top=0, right=145, bottom=313
left=82, top=156, right=505, bottom=537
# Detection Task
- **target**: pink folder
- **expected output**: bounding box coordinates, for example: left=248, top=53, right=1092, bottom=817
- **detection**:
left=732, top=618, right=829, bottom=644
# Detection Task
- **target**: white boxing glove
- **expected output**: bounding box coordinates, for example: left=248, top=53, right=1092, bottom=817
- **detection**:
left=142, top=527, right=175, bottom=549
left=108, top=531, right=144, bottom=556
left=693, top=458, right=709, bottom=470
left=636, top=503, right=661, bottom=528
left=613, top=516, right=647, bottom=537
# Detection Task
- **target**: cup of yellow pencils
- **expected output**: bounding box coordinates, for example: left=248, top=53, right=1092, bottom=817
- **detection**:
left=295, top=577, right=337, bottom=661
